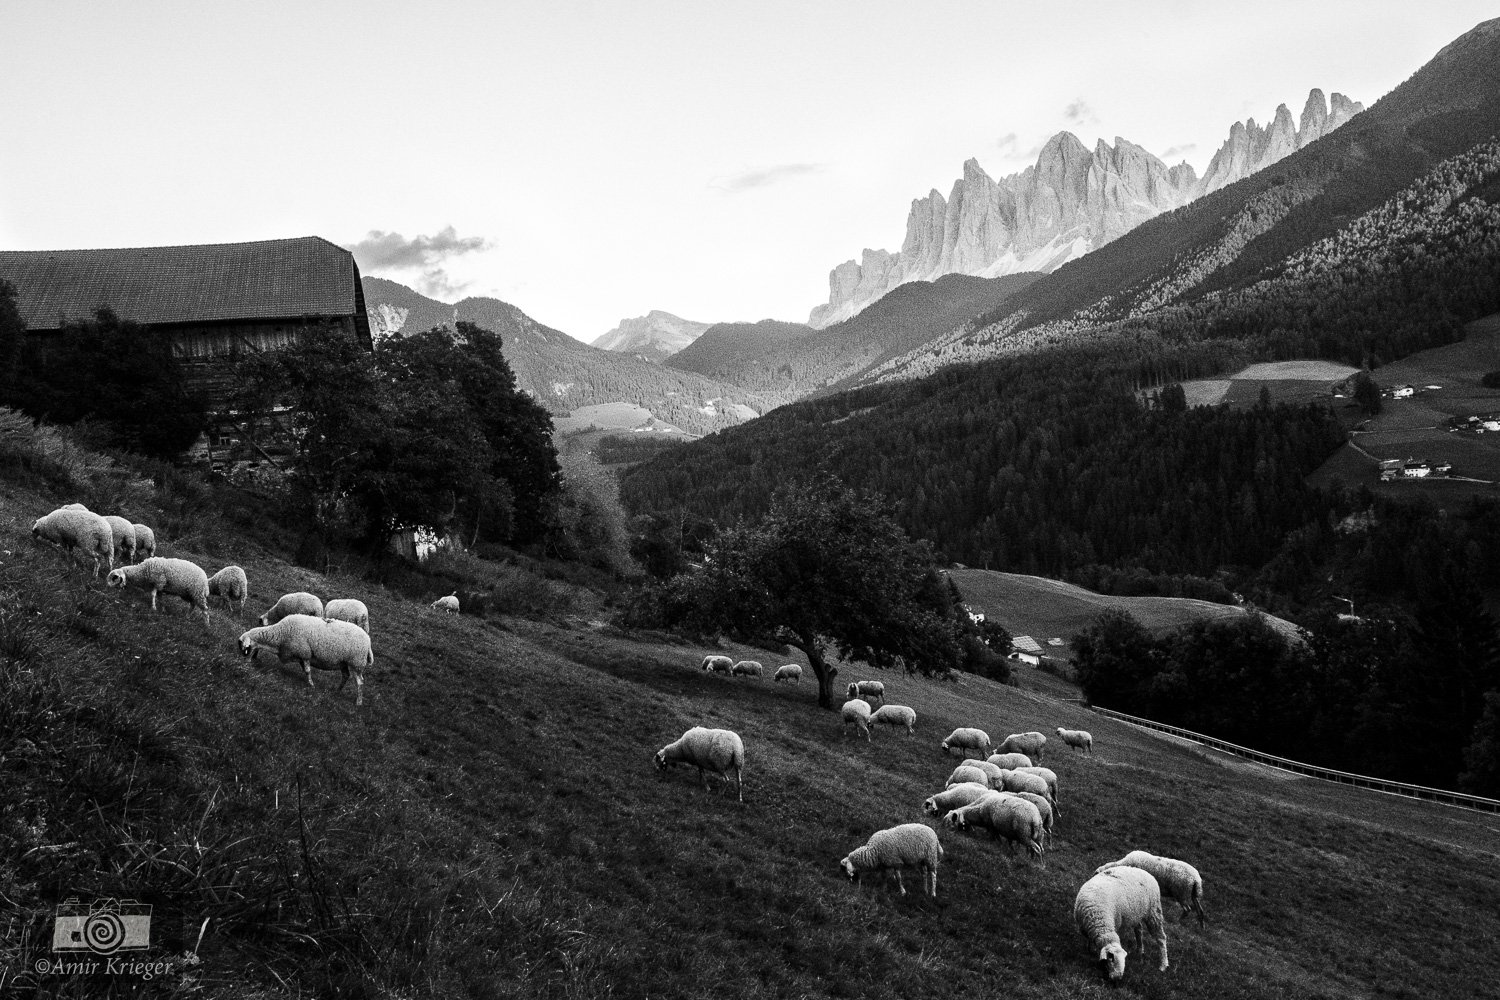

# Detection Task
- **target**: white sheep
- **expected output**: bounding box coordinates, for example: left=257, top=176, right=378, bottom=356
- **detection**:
left=101, top=515, right=137, bottom=563
left=730, top=659, right=763, bottom=679
left=1096, top=851, right=1207, bottom=926
left=996, top=769, right=1058, bottom=816
left=986, top=752, right=1032, bottom=770
left=259, top=591, right=324, bottom=627
left=239, top=614, right=374, bottom=706
left=131, top=523, right=156, bottom=560
left=839, top=823, right=942, bottom=897
left=1001, top=791, right=1056, bottom=848
left=921, top=781, right=992, bottom=817
left=940, top=727, right=992, bottom=758
left=772, top=663, right=802, bottom=683
left=701, top=654, right=733, bottom=674
left=1056, top=727, right=1094, bottom=753
left=999, top=731, right=1047, bottom=761
left=945, top=764, right=991, bottom=788
left=943, top=792, right=1044, bottom=860
left=846, top=680, right=885, bottom=705
left=324, top=598, right=370, bottom=633
left=1016, top=765, right=1059, bottom=802
left=1074, top=866, right=1169, bottom=982
left=959, top=758, right=1007, bottom=788
left=842, top=698, right=873, bottom=741
left=653, top=726, right=745, bottom=801
left=872, top=704, right=916, bottom=736
left=32, top=507, right=114, bottom=578
left=430, top=592, right=459, bottom=613
left=62, top=502, right=90, bottom=511
left=107, top=557, right=210, bottom=626
left=207, top=565, right=248, bottom=615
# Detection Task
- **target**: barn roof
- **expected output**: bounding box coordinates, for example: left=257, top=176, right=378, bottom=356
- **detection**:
left=0, top=236, right=362, bottom=329
left=1012, top=635, right=1044, bottom=655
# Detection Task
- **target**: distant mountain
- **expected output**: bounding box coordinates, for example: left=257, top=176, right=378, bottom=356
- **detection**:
left=361, top=278, right=789, bottom=436
left=593, top=310, right=712, bottom=364
left=810, top=89, right=1363, bottom=328
left=666, top=273, right=1041, bottom=396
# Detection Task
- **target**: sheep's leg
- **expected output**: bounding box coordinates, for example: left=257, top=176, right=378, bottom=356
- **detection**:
left=150, top=588, right=159, bottom=611
left=302, top=660, right=315, bottom=688
left=893, top=870, right=906, bottom=895
left=353, top=671, right=363, bottom=706
left=734, top=766, right=743, bottom=802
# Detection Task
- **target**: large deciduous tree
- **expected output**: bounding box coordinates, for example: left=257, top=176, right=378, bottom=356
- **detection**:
left=689, top=473, right=963, bottom=708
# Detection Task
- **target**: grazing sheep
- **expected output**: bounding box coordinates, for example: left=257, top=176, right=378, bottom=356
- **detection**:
left=1074, top=866, right=1169, bottom=982
left=107, top=557, right=210, bottom=626
left=986, top=752, right=1032, bottom=770
left=653, top=726, right=745, bottom=801
left=872, top=704, right=917, bottom=736
left=324, top=597, right=370, bottom=633
left=943, top=792, right=1044, bottom=860
left=1016, top=765, right=1060, bottom=802
left=842, top=698, right=873, bottom=741
left=239, top=614, right=373, bottom=706
left=32, top=507, right=114, bottom=578
left=959, top=758, right=1007, bottom=788
left=846, top=680, right=885, bottom=705
left=259, top=591, right=324, bottom=627
left=996, top=769, right=1057, bottom=817
left=1056, top=727, right=1094, bottom=753
left=839, top=823, right=942, bottom=897
left=730, top=659, right=764, bottom=679
left=1096, top=851, right=1207, bottom=926
left=431, top=592, right=460, bottom=613
left=999, top=731, right=1047, bottom=761
left=101, top=515, right=137, bottom=564
left=131, top=523, right=156, bottom=560
left=1002, top=791, right=1056, bottom=848
left=207, top=565, right=248, bottom=615
left=922, top=781, right=993, bottom=817
left=945, top=764, right=991, bottom=788
left=940, top=727, right=992, bottom=759
left=62, top=502, right=90, bottom=511
left=701, top=654, right=733, bottom=674
left=772, top=663, right=803, bottom=683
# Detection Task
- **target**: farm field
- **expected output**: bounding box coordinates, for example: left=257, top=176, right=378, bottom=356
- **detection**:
left=5, top=468, right=1500, bottom=999
left=1177, top=359, right=1357, bottom=408
left=550, top=401, right=692, bottom=436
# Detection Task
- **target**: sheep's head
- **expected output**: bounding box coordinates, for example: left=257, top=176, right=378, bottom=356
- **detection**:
left=31, top=518, right=43, bottom=538
left=257, top=613, right=271, bottom=627
left=105, top=569, right=127, bottom=589
left=1099, top=943, right=1127, bottom=981
left=653, top=749, right=669, bottom=771
left=237, top=633, right=257, bottom=658
left=942, top=811, right=966, bottom=831
left=921, top=798, right=939, bottom=816
left=839, top=856, right=858, bottom=883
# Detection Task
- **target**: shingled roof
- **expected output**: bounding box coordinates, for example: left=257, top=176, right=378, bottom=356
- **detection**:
left=0, top=236, right=362, bottom=329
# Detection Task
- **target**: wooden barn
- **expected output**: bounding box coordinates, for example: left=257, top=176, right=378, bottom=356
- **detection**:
left=0, top=236, right=371, bottom=466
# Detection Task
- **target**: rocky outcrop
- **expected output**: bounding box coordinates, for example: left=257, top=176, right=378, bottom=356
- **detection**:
left=593, top=310, right=712, bottom=363
left=810, top=88, right=1363, bottom=328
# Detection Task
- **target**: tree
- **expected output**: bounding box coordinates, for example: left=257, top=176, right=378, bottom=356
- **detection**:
left=1351, top=371, right=1383, bottom=415
left=1072, top=609, right=1159, bottom=712
left=687, top=473, right=963, bottom=708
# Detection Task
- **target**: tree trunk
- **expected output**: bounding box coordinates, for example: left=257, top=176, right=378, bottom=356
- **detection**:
left=798, top=635, right=839, bottom=710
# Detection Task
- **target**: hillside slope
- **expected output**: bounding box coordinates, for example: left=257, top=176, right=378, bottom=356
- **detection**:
left=3, top=462, right=1499, bottom=997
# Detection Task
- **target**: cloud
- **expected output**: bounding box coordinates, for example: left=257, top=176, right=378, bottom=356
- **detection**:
left=995, top=132, right=1021, bottom=156
left=712, top=162, right=823, bottom=194
left=1161, top=143, right=1197, bottom=161
left=344, top=225, right=492, bottom=271
left=1063, top=99, right=1097, bottom=125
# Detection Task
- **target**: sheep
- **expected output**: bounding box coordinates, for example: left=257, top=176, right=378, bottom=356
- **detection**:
left=1095, top=851, right=1207, bottom=926
left=871, top=704, right=917, bottom=736
left=239, top=614, right=374, bottom=706
left=846, top=680, right=885, bottom=705
left=31, top=507, right=114, bottom=578
left=131, top=523, right=156, bottom=560
left=653, top=726, right=745, bottom=801
left=101, top=515, right=137, bottom=564
left=1074, top=866, right=1169, bottom=982
left=107, top=557, right=210, bottom=626
left=940, top=727, right=992, bottom=759
left=986, top=752, right=1032, bottom=770
left=1001, top=791, right=1056, bottom=848
left=921, top=781, right=992, bottom=817
left=842, top=698, right=873, bottom=741
left=1016, top=765, right=1060, bottom=802
left=999, top=731, right=1047, bottom=761
left=943, top=792, right=1044, bottom=860
left=701, top=654, right=733, bottom=674
left=324, top=597, right=370, bottom=633
left=1056, top=727, right=1094, bottom=753
left=959, top=758, right=1007, bottom=788
left=995, top=769, right=1058, bottom=817
left=430, top=592, right=460, bottom=613
left=945, top=764, right=991, bottom=788
left=772, top=663, right=802, bottom=683
left=62, top=502, right=91, bottom=511
left=207, top=565, right=248, bottom=615
left=730, top=659, right=764, bottom=679
left=839, top=823, right=942, bottom=897
left=259, top=591, right=324, bottom=627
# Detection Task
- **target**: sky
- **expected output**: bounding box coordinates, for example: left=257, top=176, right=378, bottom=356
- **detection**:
left=2, top=1, right=1495, bottom=343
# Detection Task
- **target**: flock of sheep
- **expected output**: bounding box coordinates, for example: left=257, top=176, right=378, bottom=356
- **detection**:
left=28, top=502, right=460, bottom=707
left=666, top=655, right=1207, bottom=984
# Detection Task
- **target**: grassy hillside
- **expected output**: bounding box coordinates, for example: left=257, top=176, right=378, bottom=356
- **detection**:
left=4, top=451, right=1500, bottom=997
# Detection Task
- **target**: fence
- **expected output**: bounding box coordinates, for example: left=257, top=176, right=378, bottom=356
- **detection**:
left=1088, top=705, right=1500, bottom=814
